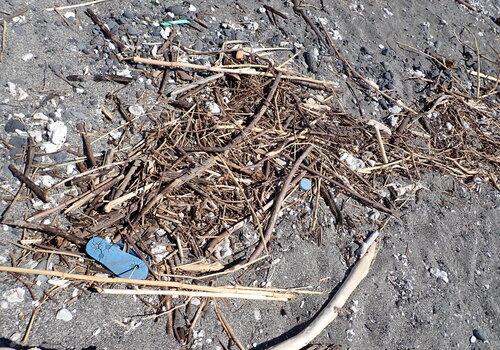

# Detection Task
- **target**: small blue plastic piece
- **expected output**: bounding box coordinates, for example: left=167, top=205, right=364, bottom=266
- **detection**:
left=85, top=237, right=148, bottom=280
left=299, top=178, right=312, bottom=191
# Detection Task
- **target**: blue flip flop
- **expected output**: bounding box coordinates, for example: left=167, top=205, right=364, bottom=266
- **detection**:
left=85, top=237, right=148, bottom=280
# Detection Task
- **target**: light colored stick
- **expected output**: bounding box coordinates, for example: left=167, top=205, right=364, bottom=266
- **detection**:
left=268, top=241, right=379, bottom=350
left=45, top=0, right=108, bottom=11
left=103, top=182, right=154, bottom=213
left=467, top=69, right=500, bottom=83
left=170, top=73, right=224, bottom=97
left=0, top=265, right=297, bottom=300
left=132, top=57, right=335, bottom=86
left=97, top=287, right=288, bottom=301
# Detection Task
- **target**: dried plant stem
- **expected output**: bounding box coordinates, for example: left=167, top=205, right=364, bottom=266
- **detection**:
left=269, top=241, right=379, bottom=350
left=132, top=57, right=333, bottom=86
left=249, top=145, right=313, bottom=262
left=0, top=266, right=298, bottom=300
left=214, top=301, right=247, bottom=350
left=96, top=287, right=289, bottom=301
left=45, top=0, right=108, bottom=11
left=8, top=164, right=49, bottom=203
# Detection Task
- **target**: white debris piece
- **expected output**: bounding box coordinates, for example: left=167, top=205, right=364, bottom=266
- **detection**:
left=37, top=175, right=57, bottom=188
left=214, top=238, right=232, bottom=260
left=48, top=120, right=68, bottom=145
left=383, top=8, right=394, bottom=16
left=331, top=29, right=342, bottom=41
left=430, top=267, right=449, bottom=283
left=33, top=112, right=49, bottom=121
left=189, top=4, right=197, bottom=12
left=389, top=105, right=402, bottom=114
left=22, top=53, right=34, bottom=61
left=190, top=297, right=201, bottom=306
left=93, top=328, right=102, bottom=336
left=116, top=68, right=132, bottom=78
left=160, top=27, right=171, bottom=40
left=254, top=309, right=262, bottom=321
left=340, top=152, right=365, bottom=171
left=48, top=278, right=71, bottom=288
left=207, top=101, right=221, bottom=114
left=3, top=287, right=26, bottom=304
left=150, top=244, right=168, bottom=263
left=56, top=307, right=73, bottom=322
left=246, top=21, right=259, bottom=31
left=64, top=11, right=76, bottom=19
left=40, top=142, right=61, bottom=154
left=128, top=104, right=145, bottom=116
left=7, top=82, right=29, bottom=101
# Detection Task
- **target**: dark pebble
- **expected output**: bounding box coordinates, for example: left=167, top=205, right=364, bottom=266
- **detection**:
left=49, top=151, right=69, bottom=163
left=383, top=71, right=393, bottom=80
left=379, top=98, right=389, bottom=110
left=304, top=50, right=318, bottom=73
left=270, top=34, right=281, bottom=46
left=62, top=110, right=86, bottom=121
left=193, top=40, right=204, bottom=52
left=472, top=329, right=486, bottom=342
left=127, top=26, right=141, bottom=36
left=4, top=119, right=26, bottom=133
left=381, top=48, right=389, bottom=55
left=166, top=5, right=185, bottom=16
left=222, top=29, right=236, bottom=40
left=9, top=136, right=27, bottom=148
left=122, top=10, right=135, bottom=19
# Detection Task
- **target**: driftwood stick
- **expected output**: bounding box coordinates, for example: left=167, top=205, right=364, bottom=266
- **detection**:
left=269, top=240, right=379, bottom=350
left=86, top=9, right=126, bottom=51
left=170, top=73, right=224, bottom=98
left=8, top=164, right=49, bottom=203
left=2, top=221, right=85, bottom=245
left=248, top=145, right=313, bottom=261
left=77, top=123, right=97, bottom=168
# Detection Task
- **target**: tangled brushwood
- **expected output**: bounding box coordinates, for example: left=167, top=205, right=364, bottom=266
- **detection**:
left=1, top=40, right=498, bottom=345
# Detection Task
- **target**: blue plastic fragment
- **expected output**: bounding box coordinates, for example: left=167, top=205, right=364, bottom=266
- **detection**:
left=299, top=178, right=312, bottom=191
left=160, top=19, right=191, bottom=27
left=85, top=237, right=148, bottom=280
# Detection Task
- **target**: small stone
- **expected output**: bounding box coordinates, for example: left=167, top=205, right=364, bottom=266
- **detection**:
left=64, top=11, right=76, bottom=19
left=166, top=5, right=185, bottom=16
left=4, top=119, right=26, bottom=133
left=188, top=4, right=197, bottom=12
left=127, top=26, right=141, bottom=36
left=388, top=105, right=402, bottom=114
left=2, top=287, right=25, bottom=303
left=470, top=335, right=477, bottom=344
left=207, top=101, right=221, bottom=114
left=128, top=104, right=145, bottom=116
left=190, top=297, right=201, bottom=306
left=56, top=308, right=73, bottom=322
left=254, top=309, right=262, bottom=321
left=430, top=267, right=449, bottom=283
left=472, top=329, right=486, bottom=342
left=22, top=53, right=34, bottom=61
left=160, top=27, right=171, bottom=40
left=122, top=10, right=135, bottom=19
left=47, top=120, right=68, bottom=145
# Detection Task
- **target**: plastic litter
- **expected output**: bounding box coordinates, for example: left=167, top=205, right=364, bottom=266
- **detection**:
left=299, top=178, right=312, bottom=191
left=160, top=19, right=191, bottom=27
left=85, top=237, right=148, bottom=279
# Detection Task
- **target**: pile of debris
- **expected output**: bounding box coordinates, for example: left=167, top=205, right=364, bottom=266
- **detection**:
left=1, top=7, right=498, bottom=348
